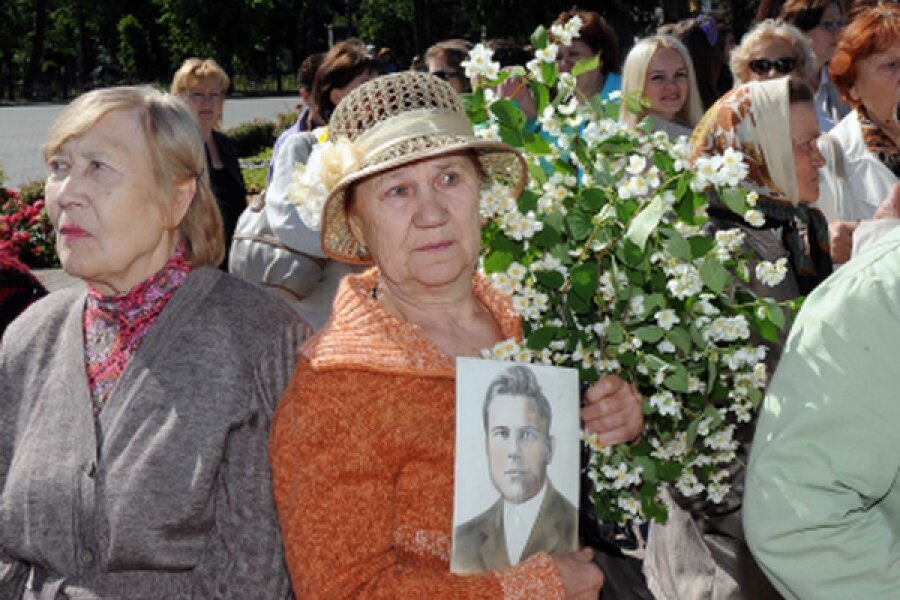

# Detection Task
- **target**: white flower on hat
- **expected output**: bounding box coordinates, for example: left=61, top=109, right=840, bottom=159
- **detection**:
left=287, top=138, right=361, bottom=231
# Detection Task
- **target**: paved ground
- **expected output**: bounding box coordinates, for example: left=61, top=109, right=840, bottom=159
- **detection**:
left=0, top=95, right=300, bottom=189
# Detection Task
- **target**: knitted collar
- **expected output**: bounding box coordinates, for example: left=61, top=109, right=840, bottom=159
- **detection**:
left=304, top=268, right=520, bottom=377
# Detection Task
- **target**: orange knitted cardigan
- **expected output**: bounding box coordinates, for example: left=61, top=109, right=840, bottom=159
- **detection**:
left=270, top=268, right=566, bottom=599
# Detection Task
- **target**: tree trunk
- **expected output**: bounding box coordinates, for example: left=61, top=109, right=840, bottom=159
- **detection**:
left=22, top=0, right=47, bottom=99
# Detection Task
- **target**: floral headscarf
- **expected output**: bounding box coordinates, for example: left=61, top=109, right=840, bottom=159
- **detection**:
left=692, top=78, right=831, bottom=294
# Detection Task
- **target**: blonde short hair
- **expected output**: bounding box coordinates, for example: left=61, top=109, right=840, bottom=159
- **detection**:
left=170, top=57, right=230, bottom=129
left=43, top=86, right=225, bottom=267
left=730, top=19, right=817, bottom=85
left=619, top=35, right=704, bottom=132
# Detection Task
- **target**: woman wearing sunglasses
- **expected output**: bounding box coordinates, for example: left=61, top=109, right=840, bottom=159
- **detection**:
left=425, top=39, right=473, bottom=94
left=729, top=19, right=817, bottom=85
left=780, top=0, right=852, bottom=132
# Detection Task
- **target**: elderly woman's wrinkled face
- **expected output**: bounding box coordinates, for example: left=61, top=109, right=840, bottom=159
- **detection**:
left=643, top=48, right=689, bottom=122
left=557, top=40, right=604, bottom=98
left=790, top=102, right=826, bottom=203
left=348, top=153, right=482, bottom=293
left=45, top=109, right=188, bottom=295
left=849, top=45, right=900, bottom=133
left=747, top=37, right=799, bottom=81
left=806, top=2, right=845, bottom=68
left=183, top=78, right=224, bottom=133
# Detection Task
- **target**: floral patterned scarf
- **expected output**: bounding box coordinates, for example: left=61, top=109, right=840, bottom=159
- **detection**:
left=858, top=104, right=900, bottom=178
left=83, top=243, right=192, bottom=417
left=692, top=79, right=832, bottom=294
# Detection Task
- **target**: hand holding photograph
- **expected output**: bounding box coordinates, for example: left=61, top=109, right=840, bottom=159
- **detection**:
left=450, top=358, right=580, bottom=574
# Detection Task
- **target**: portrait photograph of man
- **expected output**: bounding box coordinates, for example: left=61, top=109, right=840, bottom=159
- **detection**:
left=451, top=358, right=579, bottom=575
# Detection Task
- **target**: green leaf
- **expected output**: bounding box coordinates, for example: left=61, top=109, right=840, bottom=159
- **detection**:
left=605, top=321, right=624, bottom=344
left=532, top=224, right=561, bottom=249
left=757, top=319, right=780, bottom=343
left=625, top=195, right=666, bottom=250
left=570, top=262, right=598, bottom=301
left=572, top=54, right=600, bottom=78
left=720, top=187, right=748, bottom=215
left=526, top=326, right=559, bottom=350
left=517, top=189, right=538, bottom=213
left=541, top=61, right=557, bottom=88
left=657, top=461, right=682, bottom=482
left=616, top=238, right=646, bottom=268
left=490, top=99, right=525, bottom=130
left=653, top=149, right=675, bottom=172
left=566, top=206, right=595, bottom=241
left=482, top=236, right=522, bottom=273
left=624, top=90, right=645, bottom=116
left=567, top=288, right=593, bottom=313
left=522, top=130, right=552, bottom=154
left=529, top=80, right=550, bottom=115
left=581, top=188, right=607, bottom=212
left=462, top=88, right=487, bottom=124
left=499, top=124, right=523, bottom=147
left=700, top=258, right=730, bottom=294
left=530, top=25, right=548, bottom=50
left=687, top=418, right=700, bottom=444
left=664, top=363, right=689, bottom=392
left=534, top=270, right=565, bottom=290
left=687, top=235, right=716, bottom=259
left=764, top=299, right=786, bottom=330
left=633, top=325, right=665, bottom=343
left=634, top=456, right=657, bottom=483
left=661, top=227, right=691, bottom=261
left=675, top=189, right=707, bottom=225
left=666, top=327, right=692, bottom=354
left=748, top=387, right=763, bottom=408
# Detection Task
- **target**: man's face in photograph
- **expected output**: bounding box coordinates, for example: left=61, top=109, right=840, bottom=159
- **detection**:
left=486, top=394, right=554, bottom=504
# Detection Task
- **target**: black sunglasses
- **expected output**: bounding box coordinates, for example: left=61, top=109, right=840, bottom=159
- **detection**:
left=748, top=57, right=797, bottom=76
left=431, top=70, right=463, bottom=81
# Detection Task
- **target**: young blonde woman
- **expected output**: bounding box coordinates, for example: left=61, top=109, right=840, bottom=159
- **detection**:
left=620, top=35, right=704, bottom=137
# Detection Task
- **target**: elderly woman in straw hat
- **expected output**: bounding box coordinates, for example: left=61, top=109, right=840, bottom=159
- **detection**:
left=0, top=86, right=310, bottom=598
left=270, top=71, right=644, bottom=598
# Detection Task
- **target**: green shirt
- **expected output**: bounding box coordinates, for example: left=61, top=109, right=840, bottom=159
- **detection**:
left=744, top=225, right=900, bottom=599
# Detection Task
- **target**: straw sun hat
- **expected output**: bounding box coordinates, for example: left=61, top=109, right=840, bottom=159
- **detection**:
left=287, top=70, right=527, bottom=264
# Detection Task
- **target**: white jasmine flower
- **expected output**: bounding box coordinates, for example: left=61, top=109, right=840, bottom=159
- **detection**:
left=755, top=257, right=788, bottom=287
left=649, top=391, right=682, bottom=419
left=654, top=308, right=680, bottom=330
left=626, top=154, right=647, bottom=175
left=535, top=43, right=559, bottom=63
left=675, top=471, right=705, bottom=497
left=657, top=340, right=676, bottom=354
left=462, top=43, right=500, bottom=79
left=744, top=209, right=766, bottom=227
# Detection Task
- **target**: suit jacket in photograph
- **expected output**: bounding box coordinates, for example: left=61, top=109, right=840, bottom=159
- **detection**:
left=451, top=482, right=577, bottom=574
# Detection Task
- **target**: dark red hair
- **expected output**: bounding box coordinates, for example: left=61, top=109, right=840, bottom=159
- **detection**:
left=830, top=3, right=900, bottom=107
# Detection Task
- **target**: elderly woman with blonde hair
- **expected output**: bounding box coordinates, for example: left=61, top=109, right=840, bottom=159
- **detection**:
left=620, top=34, right=705, bottom=137
left=730, top=19, right=817, bottom=84
left=270, top=71, right=645, bottom=598
left=0, top=86, right=310, bottom=598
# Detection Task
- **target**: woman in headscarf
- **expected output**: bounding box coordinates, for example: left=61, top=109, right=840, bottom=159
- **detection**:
left=643, top=76, right=830, bottom=600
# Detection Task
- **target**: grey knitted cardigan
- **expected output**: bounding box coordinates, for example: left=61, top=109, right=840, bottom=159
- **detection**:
left=0, top=267, right=309, bottom=599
